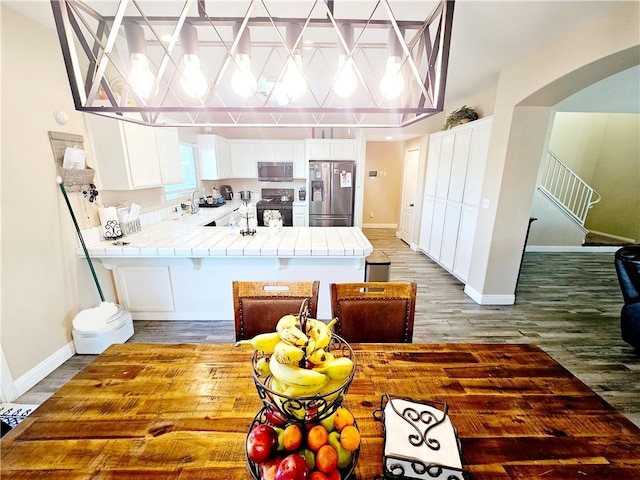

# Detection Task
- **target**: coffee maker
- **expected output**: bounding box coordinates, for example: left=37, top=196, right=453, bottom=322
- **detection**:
left=220, top=185, right=234, bottom=200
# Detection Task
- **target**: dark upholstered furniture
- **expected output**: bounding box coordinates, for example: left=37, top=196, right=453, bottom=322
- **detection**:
left=330, top=282, right=417, bottom=343
left=232, top=281, right=319, bottom=341
left=614, top=246, right=640, bottom=350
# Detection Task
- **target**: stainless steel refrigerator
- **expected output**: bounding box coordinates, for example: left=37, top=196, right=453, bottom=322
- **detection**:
left=309, top=160, right=355, bottom=226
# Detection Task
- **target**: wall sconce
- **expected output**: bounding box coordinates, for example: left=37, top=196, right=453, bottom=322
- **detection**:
left=179, top=22, right=207, bottom=99
left=231, top=22, right=257, bottom=98
left=124, top=22, right=155, bottom=100
left=281, top=23, right=307, bottom=101
left=333, top=23, right=357, bottom=98
left=379, top=28, right=405, bottom=100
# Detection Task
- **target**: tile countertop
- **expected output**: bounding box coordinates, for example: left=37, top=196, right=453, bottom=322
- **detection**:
left=82, top=216, right=373, bottom=258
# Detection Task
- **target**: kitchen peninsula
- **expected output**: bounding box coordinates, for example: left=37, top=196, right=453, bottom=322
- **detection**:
left=83, top=206, right=373, bottom=321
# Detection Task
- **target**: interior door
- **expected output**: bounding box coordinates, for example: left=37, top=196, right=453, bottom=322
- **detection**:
left=399, top=148, right=421, bottom=244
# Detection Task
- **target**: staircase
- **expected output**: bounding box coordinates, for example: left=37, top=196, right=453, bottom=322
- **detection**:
left=538, top=150, right=601, bottom=228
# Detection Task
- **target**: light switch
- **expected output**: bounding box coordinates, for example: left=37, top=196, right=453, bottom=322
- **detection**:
left=482, top=198, right=490, bottom=209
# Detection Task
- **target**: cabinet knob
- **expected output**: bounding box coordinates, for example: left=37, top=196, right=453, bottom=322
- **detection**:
left=410, top=203, right=414, bottom=207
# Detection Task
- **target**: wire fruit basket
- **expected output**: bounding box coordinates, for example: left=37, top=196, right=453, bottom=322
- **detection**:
left=251, top=333, right=355, bottom=423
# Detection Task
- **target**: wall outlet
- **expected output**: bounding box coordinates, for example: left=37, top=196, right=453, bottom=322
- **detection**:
left=370, top=212, right=374, bottom=218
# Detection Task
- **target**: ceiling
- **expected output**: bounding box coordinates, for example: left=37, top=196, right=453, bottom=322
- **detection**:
left=6, top=0, right=639, bottom=128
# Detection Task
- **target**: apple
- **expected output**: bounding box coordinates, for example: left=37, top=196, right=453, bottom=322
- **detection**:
left=266, top=406, right=288, bottom=427
left=300, top=448, right=316, bottom=470
left=328, top=431, right=352, bottom=469
left=247, top=424, right=279, bottom=464
left=275, top=453, right=310, bottom=480
left=320, top=411, right=337, bottom=433
left=260, top=455, right=282, bottom=480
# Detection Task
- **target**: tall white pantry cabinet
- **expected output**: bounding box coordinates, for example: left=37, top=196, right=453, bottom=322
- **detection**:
left=418, top=116, right=492, bottom=283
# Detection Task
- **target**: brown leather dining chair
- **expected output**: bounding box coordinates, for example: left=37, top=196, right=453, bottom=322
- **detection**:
left=233, top=281, right=320, bottom=341
left=330, top=282, right=417, bottom=343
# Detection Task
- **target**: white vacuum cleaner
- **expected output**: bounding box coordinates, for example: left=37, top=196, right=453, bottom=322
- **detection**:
left=57, top=176, right=134, bottom=354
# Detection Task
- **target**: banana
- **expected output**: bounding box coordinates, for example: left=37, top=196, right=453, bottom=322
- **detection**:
left=307, top=348, right=335, bottom=366
left=281, top=381, right=327, bottom=398
left=276, top=314, right=300, bottom=331
left=317, top=378, right=345, bottom=402
left=312, top=357, right=354, bottom=380
left=255, top=356, right=271, bottom=377
left=235, top=331, right=281, bottom=353
left=278, top=326, right=308, bottom=347
left=305, top=318, right=337, bottom=350
left=269, top=357, right=328, bottom=388
left=273, top=341, right=305, bottom=365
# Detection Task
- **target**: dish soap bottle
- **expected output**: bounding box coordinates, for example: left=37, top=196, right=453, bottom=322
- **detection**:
left=228, top=215, right=236, bottom=234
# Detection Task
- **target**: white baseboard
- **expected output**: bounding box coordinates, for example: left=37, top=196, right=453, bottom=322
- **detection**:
left=362, top=223, right=397, bottom=229
left=12, top=341, right=76, bottom=400
left=464, top=284, right=515, bottom=305
left=526, top=245, right=620, bottom=253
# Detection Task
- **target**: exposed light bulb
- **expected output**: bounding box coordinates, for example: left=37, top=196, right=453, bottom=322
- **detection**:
left=128, top=52, right=155, bottom=100
left=231, top=53, right=257, bottom=98
left=333, top=54, right=357, bottom=98
left=380, top=56, right=404, bottom=100
left=282, top=54, right=306, bottom=100
left=180, top=54, right=207, bottom=99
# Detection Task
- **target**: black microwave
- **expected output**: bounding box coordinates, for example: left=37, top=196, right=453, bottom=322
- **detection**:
left=257, top=162, right=294, bottom=182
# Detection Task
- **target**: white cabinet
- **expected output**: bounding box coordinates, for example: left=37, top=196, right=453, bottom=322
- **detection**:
left=229, top=140, right=257, bottom=178
left=198, top=134, right=231, bottom=180
left=293, top=204, right=307, bottom=227
left=156, top=127, right=182, bottom=185
left=306, top=140, right=357, bottom=160
left=227, top=140, right=305, bottom=179
left=418, top=117, right=492, bottom=283
left=86, top=115, right=181, bottom=190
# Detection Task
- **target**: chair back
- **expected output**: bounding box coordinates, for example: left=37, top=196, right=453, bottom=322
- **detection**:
left=233, top=281, right=319, bottom=341
left=330, top=282, right=417, bottom=343
left=615, top=246, right=640, bottom=304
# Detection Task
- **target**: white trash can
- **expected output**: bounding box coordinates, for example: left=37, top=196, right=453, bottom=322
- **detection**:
left=72, top=304, right=134, bottom=354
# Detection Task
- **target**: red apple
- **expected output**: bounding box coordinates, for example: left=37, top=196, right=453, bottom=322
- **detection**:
left=265, top=406, right=287, bottom=427
left=275, top=454, right=310, bottom=480
left=260, top=455, right=282, bottom=480
left=247, top=424, right=279, bottom=464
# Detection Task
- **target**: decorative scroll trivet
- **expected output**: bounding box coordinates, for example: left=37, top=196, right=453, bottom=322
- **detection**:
left=373, top=393, right=471, bottom=480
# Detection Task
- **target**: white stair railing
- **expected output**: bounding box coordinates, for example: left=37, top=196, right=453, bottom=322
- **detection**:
left=538, top=150, right=601, bottom=226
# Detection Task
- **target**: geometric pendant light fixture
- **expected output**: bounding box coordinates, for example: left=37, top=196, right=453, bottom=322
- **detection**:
left=50, top=0, right=455, bottom=128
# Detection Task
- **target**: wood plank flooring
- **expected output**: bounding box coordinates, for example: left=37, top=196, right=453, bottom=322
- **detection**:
left=15, top=228, right=640, bottom=428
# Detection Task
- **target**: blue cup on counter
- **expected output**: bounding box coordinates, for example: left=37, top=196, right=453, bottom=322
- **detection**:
left=217, top=195, right=224, bottom=204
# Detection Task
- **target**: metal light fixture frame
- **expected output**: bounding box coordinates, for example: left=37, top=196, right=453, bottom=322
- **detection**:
left=50, top=0, right=455, bottom=128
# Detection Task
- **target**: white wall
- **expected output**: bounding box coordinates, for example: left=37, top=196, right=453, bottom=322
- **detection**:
left=465, top=2, right=640, bottom=303
left=0, top=5, right=111, bottom=390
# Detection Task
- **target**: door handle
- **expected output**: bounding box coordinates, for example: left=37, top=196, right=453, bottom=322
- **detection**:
left=409, top=203, right=414, bottom=207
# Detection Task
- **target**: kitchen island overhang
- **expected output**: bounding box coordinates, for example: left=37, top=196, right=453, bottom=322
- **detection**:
left=82, top=225, right=373, bottom=321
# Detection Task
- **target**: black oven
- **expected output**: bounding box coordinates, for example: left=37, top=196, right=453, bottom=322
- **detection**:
left=256, top=203, right=293, bottom=227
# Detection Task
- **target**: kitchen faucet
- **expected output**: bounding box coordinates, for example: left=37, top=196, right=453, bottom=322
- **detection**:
left=190, top=189, right=206, bottom=214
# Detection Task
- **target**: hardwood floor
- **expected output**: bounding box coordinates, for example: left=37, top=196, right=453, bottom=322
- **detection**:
left=15, top=228, right=640, bottom=428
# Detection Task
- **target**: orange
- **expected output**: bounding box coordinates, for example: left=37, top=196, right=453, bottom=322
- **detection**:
left=315, top=444, right=338, bottom=473
left=327, top=470, right=341, bottom=480
left=339, top=425, right=360, bottom=451
left=310, top=472, right=329, bottom=480
left=307, top=424, right=330, bottom=452
left=333, top=407, right=354, bottom=431
left=282, top=424, right=303, bottom=451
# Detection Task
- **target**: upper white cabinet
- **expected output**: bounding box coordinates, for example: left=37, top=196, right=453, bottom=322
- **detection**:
left=226, top=139, right=305, bottom=179
left=228, top=140, right=257, bottom=178
left=418, top=117, right=492, bottom=283
left=85, top=114, right=182, bottom=190
left=155, top=127, right=182, bottom=185
left=306, top=139, right=357, bottom=160
left=198, top=134, right=231, bottom=180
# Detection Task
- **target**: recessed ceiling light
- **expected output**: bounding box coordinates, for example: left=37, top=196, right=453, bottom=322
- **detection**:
left=385, top=136, right=393, bottom=140
left=161, top=34, right=174, bottom=43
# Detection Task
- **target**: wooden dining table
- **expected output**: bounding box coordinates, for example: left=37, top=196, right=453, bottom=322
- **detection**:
left=2, top=343, right=640, bottom=479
